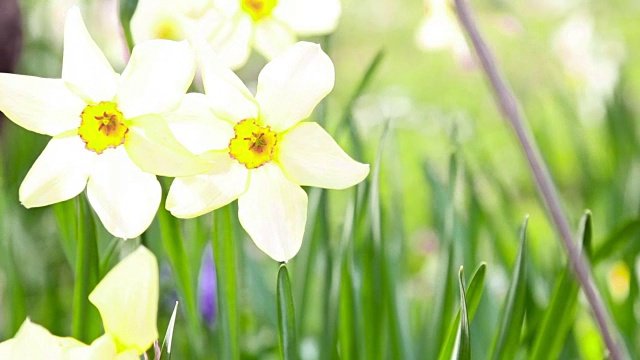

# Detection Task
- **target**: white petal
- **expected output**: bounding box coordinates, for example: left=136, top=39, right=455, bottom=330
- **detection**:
left=62, top=334, right=117, bottom=360
left=254, top=18, right=296, bottom=60
left=238, top=164, right=307, bottom=262
left=167, top=152, right=249, bottom=218
left=117, top=40, right=195, bottom=119
left=125, top=114, right=212, bottom=176
left=20, top=136, right=96, bottom=208
left=164, top=93, right=235, bottom=154
left=10, top=319, right=83, bottom=360
left=88, top=246, right=159, bottom=354
left=0, top=339, right=14, bottom=358
left=255, top=41, right=334, bottom=132
left=0, top=74, right=85, bottom=136
left=62, top=6, right=119, bottom=103
left=196, top=39, right=258, bottom=122
left=277, top=122, right=369, bottom=189
left=274, top=0, right=341, bottom=35
left=208, top=15, right=253, bottom=70
left=86, top=148, right=161, bottom=239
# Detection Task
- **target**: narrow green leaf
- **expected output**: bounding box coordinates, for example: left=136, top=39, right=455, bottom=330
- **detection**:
left=592, top=217, right=640, bottom=263
left=157, top=180, right=203, bottom=357
left=212, top=205, right=239, bottom=360
left=335, top=49, right=385, bottom=160
left=118, top=0, right=138, bottom=53
left=72, top=194, right=101, bottom=343
left=490, top=217, right=528, bottom=360
left=438, top=263, right=487, bottom=360
left=277, top=263, right=298, bottom=360
left=530, top=211, right=592, bottom=360
left=452, top=267, right=471, bottom=360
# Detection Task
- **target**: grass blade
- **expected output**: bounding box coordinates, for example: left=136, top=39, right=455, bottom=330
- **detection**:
left=490, top=216, right=528, bottom=360
left=452, top=266, right=471, bottom=360
left=438, top=263, right=487, bottom=360
left=530, top=211, right=592, bottom=360
left=277, top=263, right=298, bottom=360
left=593, top=217, right=640, bottom=263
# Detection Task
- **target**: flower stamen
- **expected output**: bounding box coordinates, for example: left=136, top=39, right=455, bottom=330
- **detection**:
left=229, top=119, right=277, bottom=169
left=78, top=101, right=129, bottom=154
left=241, top=0, right=277, bottom=22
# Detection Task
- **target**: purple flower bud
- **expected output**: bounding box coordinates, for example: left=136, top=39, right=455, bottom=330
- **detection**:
left=198, top=244, right=217, bottom=326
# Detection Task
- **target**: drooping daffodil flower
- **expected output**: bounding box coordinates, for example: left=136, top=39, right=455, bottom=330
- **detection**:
left=131, top=0, right=341, bottom=70
left=165, top=41, right=369, bottom=262
left=0, top=246, right=159, bottom=359
left=0, top=6, right=209, bottom=239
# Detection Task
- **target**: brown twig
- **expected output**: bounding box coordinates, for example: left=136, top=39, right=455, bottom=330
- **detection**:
left=452, top=0, right=628, bottom=358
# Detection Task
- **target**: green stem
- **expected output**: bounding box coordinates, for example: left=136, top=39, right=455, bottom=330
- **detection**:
left=277, top=263, right=297, bottom=360
left=72, top=194, right=100, bottom=343
left=212, top=205, right=239, bottom=360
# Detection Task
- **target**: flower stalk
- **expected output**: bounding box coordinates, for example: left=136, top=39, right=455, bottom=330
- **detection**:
left=72, top=193, right=100, bottom=343
left=452, top=0, right=627, bottom=358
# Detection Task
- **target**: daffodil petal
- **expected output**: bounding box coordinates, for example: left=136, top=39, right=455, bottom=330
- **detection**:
left=0, top=74, right=85, bottom=136
left=274, top=0, right=341, bottom=36
left=115, top=350, right=141, bottom=360
left=62, top=334, right=117, bottom=360
left=86, top=147, right=160, bottom=239
left=88, top=246, right=159, bottom=355
left=9, top=319, right=82, bottom=360
left=208, top=15, right=253, bottom=70
left=19, top=136, right=95, bottom=208
left=255, top=41, right=334, bottom=132
left=167, top=152, right=249, bottom=218
left=164, top=93, right=235, bottom=154
left=0, top=339, right=14, bottom=358
left=197, top=39, right=258, bottom=121
left=254, top=18, right=296, bottom=60
left=62, top=6, right=119, bottom=103
left=117, top=40, right=195, bottom=119
left=238, top=164, right=307, bottom=262
left=126, top=114, right=213, bottom=176
left=278, top=122, right=369, bottom=189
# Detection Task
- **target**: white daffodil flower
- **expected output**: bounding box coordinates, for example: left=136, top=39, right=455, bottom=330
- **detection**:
left=131, top=0, right=341, bottom=70
left=165, top=41, right=369, bottom=262
left=415, top=0, right=471, bottom=62
left=0, top=246, right=159, bottom=360
left=130, top=0, right=222, bottom=44
left=0, top=6, right=210, bottom=239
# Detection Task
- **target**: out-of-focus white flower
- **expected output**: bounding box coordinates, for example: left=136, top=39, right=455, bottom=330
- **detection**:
left=131, top=0, right=341, bottom=70
left=0, top=6, right=209, bottom=239
left=130, top=0, right=221, bottom=43
left=552, top=12, right=625, bottom=122
left=415, top=0, right=471, bottom=64
left=0, top=246, right=159, bottom=360
left=165, top=41, right=369, bottom=262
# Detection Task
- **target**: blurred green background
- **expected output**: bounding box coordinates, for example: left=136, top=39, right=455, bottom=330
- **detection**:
left=2, top=0, right=640, bottom=358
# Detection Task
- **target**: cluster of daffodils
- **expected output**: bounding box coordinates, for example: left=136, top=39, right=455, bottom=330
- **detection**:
left=131, top=0, right=341, bottom=69
left=0, top=246, right=159, bottom=359
left=0, top=6, right=368, bottom=262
